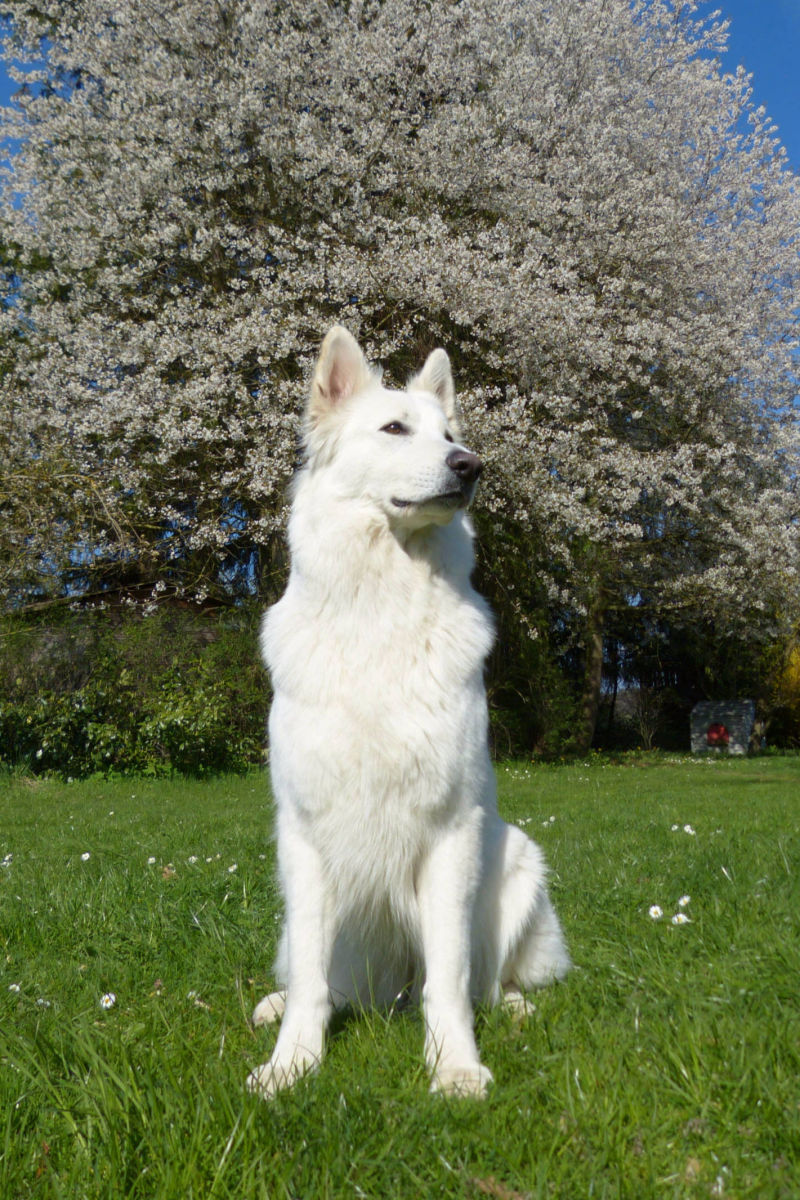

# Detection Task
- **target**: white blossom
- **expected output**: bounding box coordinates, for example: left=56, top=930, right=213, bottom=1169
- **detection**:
left=0, top=0, right=796, bottom=642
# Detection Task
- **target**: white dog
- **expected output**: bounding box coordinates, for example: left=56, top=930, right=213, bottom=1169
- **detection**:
left=248, top=327, right=569, bottom=1099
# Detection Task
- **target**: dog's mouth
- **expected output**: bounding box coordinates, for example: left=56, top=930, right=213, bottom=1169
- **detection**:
left=391, top=491, right=466, bottom=511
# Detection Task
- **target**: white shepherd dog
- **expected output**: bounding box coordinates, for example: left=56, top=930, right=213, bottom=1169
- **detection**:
left=248, top=327, right=570, bottom=1099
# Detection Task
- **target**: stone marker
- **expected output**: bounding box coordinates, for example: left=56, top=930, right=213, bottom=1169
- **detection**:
left=690, top=700, right=755, bottom=756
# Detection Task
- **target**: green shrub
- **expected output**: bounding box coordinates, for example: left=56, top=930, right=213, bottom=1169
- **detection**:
left=0, top=607, right=268, bottom=777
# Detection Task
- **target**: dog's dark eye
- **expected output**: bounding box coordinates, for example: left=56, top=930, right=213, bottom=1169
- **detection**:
left=444, top=431, right=454, bottom=443
left=381, top=421, right=409, bottom=435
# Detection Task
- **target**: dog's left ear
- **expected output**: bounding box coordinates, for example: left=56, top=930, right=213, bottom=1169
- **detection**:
left=409, top=349, right=461, bottom=435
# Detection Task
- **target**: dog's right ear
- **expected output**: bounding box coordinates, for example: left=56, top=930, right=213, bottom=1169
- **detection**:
left=309, top=326, right=371, bottom=425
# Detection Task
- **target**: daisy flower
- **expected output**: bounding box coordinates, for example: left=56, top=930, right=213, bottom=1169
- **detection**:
left=678, top=894, right=691, bottom=908
left=81, top=852, right=91, bottom=862
left=671, top=913, right=690, bottom=925
left=100, top=992, right=116, bottom=1009
left=649, top=905, right=663, bottom=919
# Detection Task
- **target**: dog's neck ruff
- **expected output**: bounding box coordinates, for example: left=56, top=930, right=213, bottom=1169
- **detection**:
left=289, top=471, right=476, bottom=601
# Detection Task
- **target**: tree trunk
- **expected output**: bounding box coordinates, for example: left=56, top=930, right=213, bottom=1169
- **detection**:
left=571, top=604, right=605, bottom=756
left=606, top=637, right=619, bottom=738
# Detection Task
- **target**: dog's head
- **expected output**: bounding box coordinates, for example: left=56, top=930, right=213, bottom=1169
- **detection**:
left=305, top=326, right=482, bottom=531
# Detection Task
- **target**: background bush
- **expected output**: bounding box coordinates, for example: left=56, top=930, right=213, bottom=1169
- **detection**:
left=770, top=643, right=800, bottom=749
left=2, top=603, right=798, bottom=779
left=0, top=606, right=268, bottom=777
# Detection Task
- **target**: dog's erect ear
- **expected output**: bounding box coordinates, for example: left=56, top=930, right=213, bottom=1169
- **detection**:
left=409, top=348, right=460, bottom=434
left=309, top=326, right=371, bottom=425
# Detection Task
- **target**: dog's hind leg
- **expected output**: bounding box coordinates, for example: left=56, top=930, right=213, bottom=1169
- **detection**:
left=502, top=883, right=571, bottom=991
left=476, top=820, right=570, bottom=1003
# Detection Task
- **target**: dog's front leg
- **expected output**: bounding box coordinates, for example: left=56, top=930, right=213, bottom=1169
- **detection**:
left=417, top=813, right=493, bottom=1098
left=248, top=813, right=333, bottom=1098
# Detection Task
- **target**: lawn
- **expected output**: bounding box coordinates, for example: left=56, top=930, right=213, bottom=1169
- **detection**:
left=1, top=757, right=798, bottom=1198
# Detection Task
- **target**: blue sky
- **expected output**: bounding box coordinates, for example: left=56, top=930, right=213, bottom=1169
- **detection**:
left=1, top=3, right=800, bottom=170
left=721, top=0, right=800, bottom=169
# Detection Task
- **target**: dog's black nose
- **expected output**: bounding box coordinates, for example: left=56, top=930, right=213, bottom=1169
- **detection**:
left=446, top=449, right=483, bottom=485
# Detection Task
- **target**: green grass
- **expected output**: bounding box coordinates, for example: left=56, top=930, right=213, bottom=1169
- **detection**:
left=1, top=757, right=798, bottom=1198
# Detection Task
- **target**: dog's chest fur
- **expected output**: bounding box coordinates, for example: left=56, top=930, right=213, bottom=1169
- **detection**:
left=261, top=479, right=494, bottom=861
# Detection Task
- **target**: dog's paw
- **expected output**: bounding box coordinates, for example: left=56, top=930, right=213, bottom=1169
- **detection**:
left=502, top=987, right=536, bottom=1024
left=246, top=1050, right=317, bottom=1099
left=430, top=1064, right=494, bottom=1099
left=252, top=991, right=286, bottom=1027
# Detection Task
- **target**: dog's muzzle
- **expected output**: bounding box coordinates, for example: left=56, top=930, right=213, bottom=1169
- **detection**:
left=390, top=448, right=483, bottom=511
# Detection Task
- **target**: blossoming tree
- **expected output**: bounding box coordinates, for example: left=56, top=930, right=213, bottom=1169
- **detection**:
left=2, top=0, right=798, bottom=743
